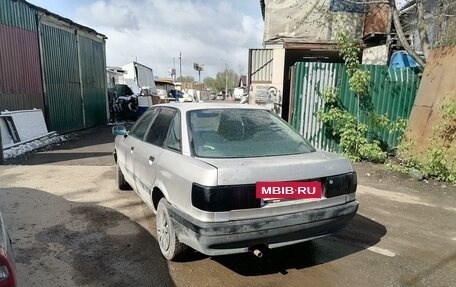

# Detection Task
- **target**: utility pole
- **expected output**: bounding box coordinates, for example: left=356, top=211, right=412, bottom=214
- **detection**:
left=225, top=65, right=228, bottom=95
left=179, top=52, right=182, bottom=81
left=172, top=57, right=176, bottom=82
left=193, top=62, right=204, bottom=83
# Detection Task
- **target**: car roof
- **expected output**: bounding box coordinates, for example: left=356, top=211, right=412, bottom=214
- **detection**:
left=152, top=103, right=268, bottom=113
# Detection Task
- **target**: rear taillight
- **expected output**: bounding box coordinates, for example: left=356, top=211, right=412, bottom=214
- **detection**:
left=0, top=248, right=16, bottom=287
left=192, top=183, right=261, bottom=212
left=324, top=172, right=357, bottom=198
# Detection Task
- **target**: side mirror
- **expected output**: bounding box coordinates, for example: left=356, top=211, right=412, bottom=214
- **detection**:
left=112, top=125, right=127, bottom=136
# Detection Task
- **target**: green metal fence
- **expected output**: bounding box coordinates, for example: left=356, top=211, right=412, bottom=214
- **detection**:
left=40, top=23, right=107, bottom=134
left=291, top=62, right=420, bottom=152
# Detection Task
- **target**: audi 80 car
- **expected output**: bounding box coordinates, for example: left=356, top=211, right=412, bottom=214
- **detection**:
left=0, top=210, right=17, bottom=287
left=113, top=103, right=358, bottom=260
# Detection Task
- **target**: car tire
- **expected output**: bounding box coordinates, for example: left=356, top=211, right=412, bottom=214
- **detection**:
left=156, top=199, right=188, bottom=261
left=116, top=162, right=132, bottom=190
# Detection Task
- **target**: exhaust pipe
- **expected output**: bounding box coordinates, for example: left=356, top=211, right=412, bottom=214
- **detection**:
left=252, top=249, right=263, bottom=258
left=249, top=245, right=268, bottom=258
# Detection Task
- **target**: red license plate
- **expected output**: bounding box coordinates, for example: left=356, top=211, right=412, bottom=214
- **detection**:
left=256, top=181, right=322, bottom=200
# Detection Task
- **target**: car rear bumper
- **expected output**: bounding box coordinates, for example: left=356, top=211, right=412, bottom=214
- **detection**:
left=168, top=200, right=359, bottom=256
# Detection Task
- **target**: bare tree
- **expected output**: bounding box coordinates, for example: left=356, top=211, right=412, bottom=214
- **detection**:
left=203, top=68, right=239, bottom=93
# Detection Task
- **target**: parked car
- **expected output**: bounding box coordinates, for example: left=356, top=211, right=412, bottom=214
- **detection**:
left=0, top=210, right=17, bottom=287
left=215, top=92, right=225, bottom=100
left=112, top=103, right=358, bottom=260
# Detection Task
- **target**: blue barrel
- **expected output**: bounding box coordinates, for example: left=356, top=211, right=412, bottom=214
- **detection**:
left=389, top=51, right=419, bottom=68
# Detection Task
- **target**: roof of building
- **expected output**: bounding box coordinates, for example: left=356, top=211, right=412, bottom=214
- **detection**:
left=20, top=0, right=107, bottom=39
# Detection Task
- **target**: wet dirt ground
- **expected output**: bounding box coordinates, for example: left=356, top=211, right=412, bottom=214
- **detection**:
left=1, top=125, right=455, bottom=287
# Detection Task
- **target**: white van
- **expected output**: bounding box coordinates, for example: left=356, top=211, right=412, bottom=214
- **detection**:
left=233, top=87, right=245, bottom=101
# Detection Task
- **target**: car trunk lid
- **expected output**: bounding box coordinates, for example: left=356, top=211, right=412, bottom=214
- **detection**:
left=198, top=150, right=353, bottom=186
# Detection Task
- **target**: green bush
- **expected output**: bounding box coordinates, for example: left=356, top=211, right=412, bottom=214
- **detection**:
left=393, top=97, right=456, bottom=184
left=317, top=30, right=403, bottom=163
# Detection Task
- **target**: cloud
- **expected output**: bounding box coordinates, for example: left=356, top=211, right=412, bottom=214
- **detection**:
left=76, top=0, right=263, bottom=78
left=78, top=1, right=139, bottom=29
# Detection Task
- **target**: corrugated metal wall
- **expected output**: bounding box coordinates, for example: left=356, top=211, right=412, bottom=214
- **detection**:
left=39, top=21, right=107, bottom=133
left=0, top=0, right=37, bottom=32
left=40, top=23, right=107, bottom=134
left=291, top=62, right=343, bottom=151
left=41, top=24, right=84, bottom=133
left=0, top=0, right=44, bottom=111
left=291, top=62, right=420, bottom=152
left=0, top=25, right=44, bottom=110
left=79, top=35, right=107, bottom=128
left=249, top=49, right=273, bottom=83
left=1, top=0, right=107, bottom=134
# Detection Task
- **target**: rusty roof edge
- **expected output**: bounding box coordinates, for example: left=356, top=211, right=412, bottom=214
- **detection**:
left=18, top=0, right=107, bottom=39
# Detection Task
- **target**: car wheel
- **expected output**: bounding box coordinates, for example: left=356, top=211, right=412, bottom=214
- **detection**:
left=156, top=199, right=188, bottom=261
left=116, top=162, right=132, bottom=190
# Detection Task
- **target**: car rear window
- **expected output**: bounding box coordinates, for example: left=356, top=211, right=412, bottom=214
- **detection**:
left=188, top=109, right=315, bottom=158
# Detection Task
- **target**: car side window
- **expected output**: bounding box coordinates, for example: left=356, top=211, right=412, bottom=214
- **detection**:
left=145, top=108, right=175, bottom=146
left=165, top=111, right=181, bottom=152
left=129, top=109, right=158, bottom=140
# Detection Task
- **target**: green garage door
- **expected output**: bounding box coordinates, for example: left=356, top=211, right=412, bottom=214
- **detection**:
left=40, top=22, right=107, bottom=134
left=41, top=24, right=84, bottom=133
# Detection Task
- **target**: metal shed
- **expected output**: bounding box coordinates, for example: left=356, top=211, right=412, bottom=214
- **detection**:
left=0, top=0, right=108, bottom=134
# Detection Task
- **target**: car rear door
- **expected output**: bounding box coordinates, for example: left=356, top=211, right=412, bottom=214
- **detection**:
left=117, top=109, right=158, bottom=184
left=133, top=107, right=177, bottom=207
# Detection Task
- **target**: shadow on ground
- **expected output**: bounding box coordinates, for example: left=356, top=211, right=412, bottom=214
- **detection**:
left=6, top=125, right=116, bottom=166
left=50, top=125, right=117, bottom=151
left=0, top=187, right=175, bottom=287
left=211, top=214, right=386, bottom=276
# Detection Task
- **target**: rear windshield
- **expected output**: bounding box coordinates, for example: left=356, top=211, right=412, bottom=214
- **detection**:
left=188, top=109, right=315, bottom=158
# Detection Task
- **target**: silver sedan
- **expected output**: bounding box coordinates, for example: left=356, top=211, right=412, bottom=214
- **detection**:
left=113, top=103, right=358, bottom=260
left=0, top=210, right=17, bottom=286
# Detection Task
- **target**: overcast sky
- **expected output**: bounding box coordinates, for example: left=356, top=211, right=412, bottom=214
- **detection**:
left=27, top=0, right=264, bottom=79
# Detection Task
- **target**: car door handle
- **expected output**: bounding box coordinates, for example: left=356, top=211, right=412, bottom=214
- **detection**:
left=148, top=156, right=155, bottom=165
left=130, top=147, right=135, bottom=154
